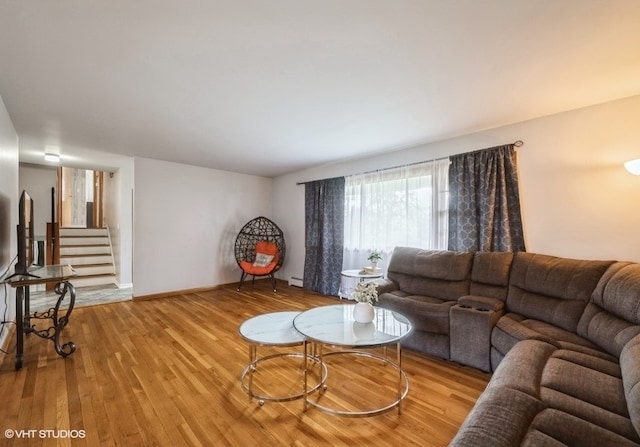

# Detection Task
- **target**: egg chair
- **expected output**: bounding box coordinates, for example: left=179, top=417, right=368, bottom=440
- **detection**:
left=234, top=216, right=286, bottom=292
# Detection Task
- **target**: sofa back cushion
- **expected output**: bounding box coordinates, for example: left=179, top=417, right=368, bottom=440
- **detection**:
left=620, top=334, right=640, bottom=436
left=387, top=247, right=474, bottom=300
left=506, top=253, right=614, bottom=332
left=577, top=262, right=640, bottom=357
left=470, top=252, right=514, bottom=300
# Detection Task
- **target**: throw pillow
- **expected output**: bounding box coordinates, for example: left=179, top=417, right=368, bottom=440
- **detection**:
left=253, top=253, right=275, bottom=267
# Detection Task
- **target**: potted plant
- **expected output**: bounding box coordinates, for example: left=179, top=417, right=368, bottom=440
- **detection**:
left=367, top=251, right=383, bottom=269
left=352, top=281, right=378, bottom=323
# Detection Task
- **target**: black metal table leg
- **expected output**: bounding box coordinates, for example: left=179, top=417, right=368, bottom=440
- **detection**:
left=14, top=286, right=24, bottom=370
left=29, top=281, right=77, bottom=358
left=4, top=265, right=78, bottom=370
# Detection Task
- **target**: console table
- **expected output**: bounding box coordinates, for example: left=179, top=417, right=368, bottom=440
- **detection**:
left=3, top=265, right=77, bottom=370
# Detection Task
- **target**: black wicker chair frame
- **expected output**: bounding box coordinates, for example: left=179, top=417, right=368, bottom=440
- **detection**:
left=234, top=216, right=286, bottom=292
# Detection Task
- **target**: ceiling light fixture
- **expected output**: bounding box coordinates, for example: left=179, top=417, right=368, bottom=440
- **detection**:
left=624, top=158, right=640, bottom=176
left=44, top=146, right=60, bottom=163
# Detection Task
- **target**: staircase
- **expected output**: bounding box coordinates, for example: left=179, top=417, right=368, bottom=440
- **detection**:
left=59, top=227, right=117, bottom=288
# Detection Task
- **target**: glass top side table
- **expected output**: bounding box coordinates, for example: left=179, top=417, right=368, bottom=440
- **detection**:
left=338, top=269, right=384, bottom=300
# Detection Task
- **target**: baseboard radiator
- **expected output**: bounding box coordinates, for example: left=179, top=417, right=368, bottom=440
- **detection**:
left=288, top=276, right=304, bottom=288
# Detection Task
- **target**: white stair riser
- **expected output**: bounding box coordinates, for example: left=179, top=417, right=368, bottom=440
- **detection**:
left=56, top=228, right=117, bottom=288
left=60, top=229, right=109, bottom=237
left=72, top=265, right=116, bottom=276
left=61, top=255, right=113, bottom=265
left=60, top=237, right=109, bottom=246
left=71, top=276, right=117, bottom=288
left=60, top=246, right=111, bottom=256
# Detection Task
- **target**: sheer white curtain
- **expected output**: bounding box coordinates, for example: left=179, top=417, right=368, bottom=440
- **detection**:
left=343, top=159, right=449, bottom=272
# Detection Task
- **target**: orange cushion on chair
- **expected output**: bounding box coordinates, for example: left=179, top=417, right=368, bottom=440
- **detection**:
left=239, top=241, right=279, bottom=276
left=255, top=241, right=279, bottom=258
left=240, top=260, right=278, bottom=276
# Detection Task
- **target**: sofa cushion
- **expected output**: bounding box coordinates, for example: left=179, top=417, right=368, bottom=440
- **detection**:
left=386, top=247, right=473, bottom=299
left=591, top=263, right=640, bottom=323
left=469, top=251, right=514, bottom=300
left=578, top=262, right=640, bottom=356
left=491, top=314, right=562, bottom=359
left=454, top=340, right=640, bottom=446
left=521, top=319, right=616, bottom=361
left=507, top=253, right=614, bottom=332
left=541, top=356, right=627, bottom=417
left=539, top=350, right=640, bottom=444
left=621, top=335, right=640, bottom=437
left=387, top=246, right=474, bottom=280
left=491, top=313, right=617, bottom=365
left=578, top=303, right=640, bottom=358
left=551, top=348, right=621, bottom=378
left=525, top=408, right=639, bottom=447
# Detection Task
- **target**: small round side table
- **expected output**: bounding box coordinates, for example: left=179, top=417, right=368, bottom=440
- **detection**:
left=338, top=269, right=383, bottom=300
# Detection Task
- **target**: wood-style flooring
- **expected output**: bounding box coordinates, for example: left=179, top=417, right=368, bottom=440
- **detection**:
left=0, top=280, right=490, bottom=446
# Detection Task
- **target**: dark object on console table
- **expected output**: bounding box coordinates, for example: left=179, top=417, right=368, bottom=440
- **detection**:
left=3, top=264, right=77, bottom=370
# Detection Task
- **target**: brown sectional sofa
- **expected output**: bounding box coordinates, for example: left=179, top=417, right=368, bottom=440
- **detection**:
left=375, top=246, right=640, bottom=446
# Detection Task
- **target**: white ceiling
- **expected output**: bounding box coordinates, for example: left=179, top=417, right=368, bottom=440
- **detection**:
left=2, top=0, right=640, bottom=177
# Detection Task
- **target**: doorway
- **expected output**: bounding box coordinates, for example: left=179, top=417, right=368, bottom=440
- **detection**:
left=58, top=167, right=104, bottom=228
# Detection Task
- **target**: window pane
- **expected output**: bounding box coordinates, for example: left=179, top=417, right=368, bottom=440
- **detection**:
left=343, top=160, right=449, bottom=271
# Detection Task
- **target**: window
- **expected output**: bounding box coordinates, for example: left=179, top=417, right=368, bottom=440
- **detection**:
left=343, top=159, right=449, bottom=270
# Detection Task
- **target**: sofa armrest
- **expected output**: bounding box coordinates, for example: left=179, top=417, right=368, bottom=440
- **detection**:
left=375, top=278, right=399, bottom=295
left=458, top=295, right=504, bottom=312
left=621, top=334, right=640, bottom=436
left=450, top=295, right=505, bottom=372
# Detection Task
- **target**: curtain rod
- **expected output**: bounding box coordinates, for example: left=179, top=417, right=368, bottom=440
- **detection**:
left=296, top=140, right=523, bottom=185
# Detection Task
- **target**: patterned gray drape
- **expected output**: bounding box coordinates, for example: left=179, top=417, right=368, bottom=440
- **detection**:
left=303, top=177, right=345, bottom=295
left=448, top=144, right=526, bottom=252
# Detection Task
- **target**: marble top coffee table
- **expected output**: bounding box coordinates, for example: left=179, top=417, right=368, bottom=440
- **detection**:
left=293, top=304, right=412, bottom=417
left=238, top=311, right=326, bottom=406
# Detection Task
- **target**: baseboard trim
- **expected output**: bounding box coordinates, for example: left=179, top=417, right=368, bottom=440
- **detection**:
left=132, top=278, right=288, bottom=301
left=133, top=286, right=221, bottom=301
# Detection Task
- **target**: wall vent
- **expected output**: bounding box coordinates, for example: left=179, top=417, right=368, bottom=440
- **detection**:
left=288, top=276, right=304, bottom=288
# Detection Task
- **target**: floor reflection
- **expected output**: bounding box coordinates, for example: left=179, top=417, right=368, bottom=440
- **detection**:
left=29, top=284, right=132, bottom=311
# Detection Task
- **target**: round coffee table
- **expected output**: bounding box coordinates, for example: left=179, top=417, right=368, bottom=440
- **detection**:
left=293, top=304, right=412, bottom=417
left=238, top=311, right=327, bottom=406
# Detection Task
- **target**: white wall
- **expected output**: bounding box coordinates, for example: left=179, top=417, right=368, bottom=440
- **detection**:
left=104, top=159, right=134, bottom=287
left=18, top=158, right=135, bottom=288
left=133, top=157, right=272, bottom=297
left=273, top=94, right=640, bottom=283
left=18, top=163, right=56, bottom=238
left=0, top=94, right=19, bottom=350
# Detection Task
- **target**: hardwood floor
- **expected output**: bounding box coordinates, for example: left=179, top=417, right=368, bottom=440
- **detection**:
left=0, top=281, right=490, bottom=446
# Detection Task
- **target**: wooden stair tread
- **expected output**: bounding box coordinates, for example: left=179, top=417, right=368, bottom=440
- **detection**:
left=72, top=272, right=116, bottom=278
left=70, top=263, right=115, bottom=268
